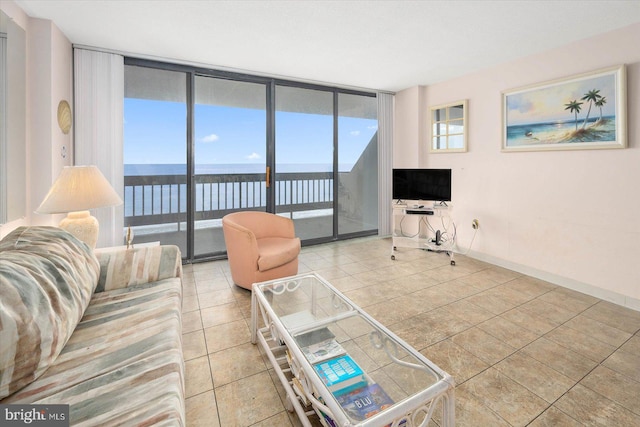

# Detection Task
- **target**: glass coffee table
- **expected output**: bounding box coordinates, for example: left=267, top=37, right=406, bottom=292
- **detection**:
left=251, top=273, right=455, bottom=427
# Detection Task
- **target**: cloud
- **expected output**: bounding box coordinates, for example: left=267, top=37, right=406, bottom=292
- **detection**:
left=350, top=130, right=361, bottom=136
left=200, top=133, right=219, bottom=143
left=367, top=125, right=378, bottom=130
left=246, top=152, right=261, bottom=160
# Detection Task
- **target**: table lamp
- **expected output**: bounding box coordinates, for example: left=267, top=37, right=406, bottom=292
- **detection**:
left=36, top=165, right=123, bottom=248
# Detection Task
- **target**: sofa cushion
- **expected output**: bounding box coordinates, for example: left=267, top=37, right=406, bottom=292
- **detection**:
left=95, top=244, right=182, bottom=293
left=257, top=237, right=301, bottom=271
left=3, top=278, right=184, bottom=426
left=0, top=226, right=99, bottom=400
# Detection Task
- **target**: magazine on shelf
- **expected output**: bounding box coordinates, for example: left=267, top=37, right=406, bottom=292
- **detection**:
left=336, top=383, right=404, bottom=425
left=295, top=327, right=346, bottom=364
left=318, top=409, right=338, bottom=427
left=285, top=349, right=300, bottom=377
left=313, top=354, right=368, bottom=396
left=292, top=377, right=311, bottom=407
left=314, top=393, right=339, bottom=427
left=302, top=338, right=346, bottom=364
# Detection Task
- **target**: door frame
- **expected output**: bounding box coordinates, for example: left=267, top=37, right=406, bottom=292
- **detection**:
left=124, top=57, right=378, bottom=263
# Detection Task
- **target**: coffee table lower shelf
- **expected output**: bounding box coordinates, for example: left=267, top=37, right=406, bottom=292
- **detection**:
left=255, top=322, right=455, bottom=427
left=255, top=326, right=321, bottom=426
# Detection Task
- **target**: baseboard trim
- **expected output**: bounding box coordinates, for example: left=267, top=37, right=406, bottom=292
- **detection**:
left=467, top=250, right=640, bottom=313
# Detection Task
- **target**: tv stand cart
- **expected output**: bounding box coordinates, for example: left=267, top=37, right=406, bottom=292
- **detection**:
left=391, top=202, right=457, bottom=265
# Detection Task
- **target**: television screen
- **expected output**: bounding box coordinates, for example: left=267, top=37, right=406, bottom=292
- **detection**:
left=392, top=168, right=452, bottom=202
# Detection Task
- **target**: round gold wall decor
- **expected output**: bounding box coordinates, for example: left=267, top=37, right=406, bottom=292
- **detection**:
left=57, top=100, right=72, bottom=134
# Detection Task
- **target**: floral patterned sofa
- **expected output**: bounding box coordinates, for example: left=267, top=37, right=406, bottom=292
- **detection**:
left=0, top=226, right=184, bottom=426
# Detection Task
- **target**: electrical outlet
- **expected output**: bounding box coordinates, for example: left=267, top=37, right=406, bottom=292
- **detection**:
left=472, top=219, right=479, bottom=230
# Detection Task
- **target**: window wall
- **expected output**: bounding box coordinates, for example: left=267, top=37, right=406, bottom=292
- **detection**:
left=338, top=93, right=378, bottom=236
left=275, top=85, right=334, bottom=241
left=193, top=76, right=267, bottom=256
left=124, top=58, right=378, bottom=261
left=123, top=65, right=188, bottom=254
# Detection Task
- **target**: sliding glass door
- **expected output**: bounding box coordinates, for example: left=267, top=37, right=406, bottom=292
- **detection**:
left=123, top=65, right=188, bottom=254
left=193, top=76, right=267, bottom=256
left=338, top=93, right=378, bottom=236
left=124, top=59, right=378, bottom=262
left=275, top=85, right=334, bottom=241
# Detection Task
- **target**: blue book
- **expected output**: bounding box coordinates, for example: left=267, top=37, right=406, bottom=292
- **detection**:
left=313, top=354, right=368, bottom=395
left=336, top=383, right=403, bottom=425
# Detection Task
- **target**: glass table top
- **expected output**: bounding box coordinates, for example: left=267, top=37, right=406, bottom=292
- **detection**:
left=253, top=273, right=450, bottom=425
left=256, top=274, right=355, bottom=332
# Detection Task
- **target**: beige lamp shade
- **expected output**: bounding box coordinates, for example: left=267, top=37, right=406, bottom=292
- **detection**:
left=36, top=165, right=123, bottom=248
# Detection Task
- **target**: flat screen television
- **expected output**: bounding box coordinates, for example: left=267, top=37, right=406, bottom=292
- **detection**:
left=392, top=168, right=452, bottom=202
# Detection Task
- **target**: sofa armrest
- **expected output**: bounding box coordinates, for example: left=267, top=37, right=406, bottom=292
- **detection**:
left=94, top=245, right=182, bottom=293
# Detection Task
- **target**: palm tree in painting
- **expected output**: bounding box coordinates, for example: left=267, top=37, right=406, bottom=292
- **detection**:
left=564, top=100, right=583, bottom=131
left=595, top=96, right=607, bottom=121
left=580, top=89, right=602, bottom=129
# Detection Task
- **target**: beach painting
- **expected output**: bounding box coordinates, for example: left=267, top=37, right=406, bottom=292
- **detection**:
left=502, top=65, right=626, bottom=151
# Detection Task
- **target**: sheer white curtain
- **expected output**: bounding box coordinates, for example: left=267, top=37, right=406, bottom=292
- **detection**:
left=0, top=35, right=7, bottom=224
left=74, top=48, right=124, bottom=247
left=377, top=92, right=394, bottom=236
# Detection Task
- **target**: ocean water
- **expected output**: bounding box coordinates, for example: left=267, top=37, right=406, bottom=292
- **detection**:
left=506, top=116, right=616, bottom=147
left=125, top=163, right=341, bottom=176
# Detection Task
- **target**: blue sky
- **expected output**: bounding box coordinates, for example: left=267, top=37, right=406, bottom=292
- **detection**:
left=124, top=99, right=377, bottom=170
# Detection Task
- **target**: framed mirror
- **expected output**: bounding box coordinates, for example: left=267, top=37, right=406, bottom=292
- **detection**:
left=0, top=10, right=27, bottom=224
left=429, top=100, right=467, bottom=153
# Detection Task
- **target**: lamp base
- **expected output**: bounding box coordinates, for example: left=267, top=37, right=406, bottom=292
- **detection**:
left=59, top=210, right=99, bottom=249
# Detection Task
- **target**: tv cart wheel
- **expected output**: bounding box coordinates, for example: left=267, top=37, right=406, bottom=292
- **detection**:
left=391, top=255, right=396, bottom=260
left=450, top=260, right=456, bottom=266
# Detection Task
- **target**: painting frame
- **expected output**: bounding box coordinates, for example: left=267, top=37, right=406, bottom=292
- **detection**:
left=502, top=65, right=626, bottom=152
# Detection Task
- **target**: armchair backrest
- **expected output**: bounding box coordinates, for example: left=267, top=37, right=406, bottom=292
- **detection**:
left=222, top=211, right=295, bottom=239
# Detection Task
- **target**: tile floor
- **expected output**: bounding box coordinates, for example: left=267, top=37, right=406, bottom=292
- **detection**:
left=181, top=236, right=640, bottom=427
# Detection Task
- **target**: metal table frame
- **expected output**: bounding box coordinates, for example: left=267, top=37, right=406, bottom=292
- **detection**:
left=251, top=273, right=455, bottom=427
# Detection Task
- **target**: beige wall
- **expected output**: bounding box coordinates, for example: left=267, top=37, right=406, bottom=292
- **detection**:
left=0, top=1, right=72, bottom=237
left=3, top=1, right=639, bottom=310
left=29, top=18, right=73, bottom=226
left=395, top=23, right=640, bottom=309
left=393, top=86, right=422, bottom=167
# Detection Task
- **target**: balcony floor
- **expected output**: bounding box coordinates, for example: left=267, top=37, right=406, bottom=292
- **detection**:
left=130, top=213, right=376, bottom=258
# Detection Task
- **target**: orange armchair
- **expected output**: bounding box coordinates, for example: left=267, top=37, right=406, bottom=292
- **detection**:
left=222, top=211, right=301, bottom=290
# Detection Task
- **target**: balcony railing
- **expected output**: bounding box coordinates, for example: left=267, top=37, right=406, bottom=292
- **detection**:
left=124, top=172, right=334, bottom=227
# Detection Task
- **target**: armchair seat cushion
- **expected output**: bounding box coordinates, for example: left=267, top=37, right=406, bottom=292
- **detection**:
left=257, top=237, right=301, bottom=272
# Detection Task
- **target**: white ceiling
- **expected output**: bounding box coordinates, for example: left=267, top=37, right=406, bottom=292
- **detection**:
left=15, top=0, right=640, bottom=92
